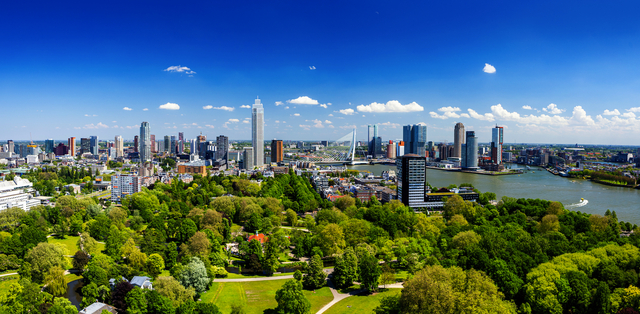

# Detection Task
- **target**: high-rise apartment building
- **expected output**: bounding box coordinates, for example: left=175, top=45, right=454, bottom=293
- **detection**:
left=461, top=131, right=479, bottom=169
left=387, top=140, right=396, bottom=159
left=171, top=136, right=177, bottom=154
left=190, top=139, right=198, bottom=156
left=140, top=122, right=151, bottom=162
left=90, top=136, right=99, bottom=155
left=111, top=174, right=142, bottom=203
left=150, top=135, right=156, bottom=153
left=252, top=98, right=264, bottom=166
left=164, top=135, right=170, bottom=153
left=44, top=139, right=55, bottom=153
left=81, top=138, right=91, bottom=154
left=134, top=136, right=139, bottom=153
left=7, top=140, right=14, bottom=155
left=396, top=154, right=428, bottom=209
left=453, top=123, right=465, bottom=158
left=67, top=137, right=75, bottom=156
left=271, top=139, right=283, bottom=163
left=397, top=141, right=405, bottom=157
left=243, top=147, right=254, bottom=170
left=115, top=136, right=124, bottom=158
left=491, top=126, right=504, bottom=164
left=403, top=124, right=427, bottom=157
left=216, top=135, right=229, bottom=162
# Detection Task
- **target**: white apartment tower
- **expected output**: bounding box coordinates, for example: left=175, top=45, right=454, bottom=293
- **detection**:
left=115, top=136, right=124, bottom=158
left=252, top=97, right=264, bottom=166
left=111, top=175, right=142, bottom=202
left=140, top=122, right=151, bottom=162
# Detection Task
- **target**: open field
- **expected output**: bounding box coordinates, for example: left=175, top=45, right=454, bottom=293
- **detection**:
left=203, top=279, right=332, bottom=314
left=49, top=236, right=105, bottom=255
left=323, top=289, right=401, bottom=314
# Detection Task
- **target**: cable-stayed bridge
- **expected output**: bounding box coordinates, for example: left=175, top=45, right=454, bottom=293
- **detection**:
left=300, top=129, right=368, bottom=164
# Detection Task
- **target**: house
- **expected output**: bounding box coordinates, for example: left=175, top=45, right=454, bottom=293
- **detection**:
left=79, top=302, right=118, bottom=314
left=130, top=276, right=153, bottom=289
left=248, top=233, right=268, bottom=244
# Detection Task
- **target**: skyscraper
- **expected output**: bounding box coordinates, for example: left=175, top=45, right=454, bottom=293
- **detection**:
left=453, top=122, right=465, bottom=158
left=67, top=137, right=75, bottom=156
left=396, top=154, right=428, bottom=209
left=81, top=138, right=91, bottom=154
left=170, top=136, right=177, bottom=154
left=134, top=136, right=139, bottom=153
left=90, top=136, right=99, bottom=155
left=216, top=135, right=229, bottom=162
left=178, top=132, right=184, bottom=153
left=491, top=126, right=504, bottom=164
left=7, top=140, right=14, bottom=155
left=243, top=147, right=254, bottom=170
left=164, top=135, right=170, bottom=153
left=403, top=124, right=427, bottom=157
left=397, top=141, right=405, bottom=157
left=140, top=122, right=151, bottom=162
left=461, top=131, right=478, bottom=169
left=150, top=135, right=156, bottom=153
left=387, top=140, right=396, bottom=159
left=115, top=136, right=124, bottom=157
left=45, top=139, right=55, bottom=153
left=271, top=139, right=283, bottom=163
left=252, top=97, right=264, bottom=166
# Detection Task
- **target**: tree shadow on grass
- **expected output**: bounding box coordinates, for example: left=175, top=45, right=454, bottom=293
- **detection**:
left=263, top=308, right=278, bottom=314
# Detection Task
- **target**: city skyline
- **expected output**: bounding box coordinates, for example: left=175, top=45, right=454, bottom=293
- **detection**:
left=3, top=2, right=640, bottom=144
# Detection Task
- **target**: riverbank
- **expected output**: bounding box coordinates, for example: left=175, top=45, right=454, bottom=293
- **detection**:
left=425, top=166, right=523, bottom=176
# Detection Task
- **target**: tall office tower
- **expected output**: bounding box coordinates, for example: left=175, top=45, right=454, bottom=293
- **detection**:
left=44, top=139, right=55, bottom=153
left=252, top=97, right=264, bottom=166
left=367, top=124, right=382, bottom=157
left=397, top=141, right=405, bottom=157
left=150, top=135, right=156, bottom=153
left=461, top=131, right=479, bottom=169
left=453, top=123, right=465, bottom=158
left=396, top=154, right=427, bottom=209
left=190, top=139, right=198, bottom=156
left=403, top=124, right=427, bottom=157
left=67, top=137, right=75, bottom=156
left=164, top=135, right=170, bottom=152
left=81, top=138, right=91, bottom=154
left=170, top=136, right=177, bottom=154
left=134, top=136, right=139, bottom=153
left=140, top=122, right=151, bottom=162
left=387, top=140, right=396, bottom=158
left=115, top=136, right=124, bottom=157
left=178, top=132, right=184, bottom=143
left=271, top=139, right=283, bottom=163
left=491, top=126, right=504, bottom=164
left=243, top=147, right=254, bottom=170
left=216, top=135, right=229, bottom=162
left=439, top=143, right=450, bottom=160
left=7, top=140, right=14, bottom=155
left=90, top=136, right=99, bottom=155
left=178, top=132, right=184, bottom=153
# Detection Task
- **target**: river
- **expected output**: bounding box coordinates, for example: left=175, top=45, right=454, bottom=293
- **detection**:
left=345, top=163, right=640, bottom=225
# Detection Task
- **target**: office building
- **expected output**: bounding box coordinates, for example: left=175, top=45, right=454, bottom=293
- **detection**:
left=0, top=177, right=40, bottom=211
left=190, top=139, right=198, bottom=156
left=54, top=143, right=68, bottom=156
left=397, top=141, right=405, bottom=157
left=81, top=138, right=91, bottom=154
left=271, top=139, right=283, bottom=163
left=115, top=136, right=124, bottom=158
left=243, top=147, right=254, bottom=170
left=252, top=98, right=264, bottom=166
left=140, top=122, right=151, bottom=162
left=134, top=136, right=139, bottom=153
left=403, top=124, right=427, bottom=157
left=178, top=160, right=207, bottom=176
left=367, top=124, right=382, bottom=158
left=216, top=135, right=229, bottom=162
left=7, top=140, right=14, bottom=155
left=178, top=132, right=184, bottom=154
left=321, top=141, right=329, bottom=147
left=111, top=175, right=142, bottom=203
left=491, top=126, right=504, bottom=164
left=461, top=131, right=479, bottom=169
left=90, top=136, right=99, bottom=155
left=164, top=135, right=170, bottom=152
left=68, top=137, right=76, bottom=156
left=44, top=139, right=55, bottom=154
left=396, top=154, right=428, bottom=209
left=150, top=135, right=156, bottom=153
left=170, top=136, right=177, bottom=154
left=386, top=140, right=396, bottom=159
left=453, top=123, right=465, bottom=158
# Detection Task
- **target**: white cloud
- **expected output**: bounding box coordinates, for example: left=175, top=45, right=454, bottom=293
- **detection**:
left=568, top=106, right=595, bottom=125
left=339, top=125, right=357, bottom=129
left=357, top=100, right=424, bottom=113
left=84, top=114, right=98, bottom=117
left=603, top=109, right=621, bottom=116
left=542, top=103, right=565, bottom=115
left=339, top=108, right=355, bottom=115
left=293, top=113, right=300, bottom=117
left=164, top=65, right=195, bottom=74
left=83, top=122, right=109, bottom=129
left=228, top=119, right=239, bottom=123
left=460, top=113, right=470, bottom=118
left=429, top=106, right=463, bottom=119
left=621, top=112, right=636, bottom=119
left=112, top=121, right=117, bottom=123
left=205, top=125, right=215, bottom=128
left=379, top=122, right=401, bottom=128
left=275, top=120, right=280, bottom=123
left=284, top=106, right=290, bottom=109
left=213, top=106, right=235, bottom=111
left=328, top=114, right=333, bottom=117
left=311, top=119, right=324, bottom=128
left=468, top=109, right=495, bottom=121
left=203, top=105, right=213, bottom=110
left=483, top=63, right=496, bottom=74
left=287, top=96, right=319, bottom=105
left=522, top=105, right=533, bottom=110
left=241, top=105, right=251, bottom=109
left=142, top=108, right=148, bottom=111
left=309, top=66, right=316, bottom=70
left=123, top=107, right=133, bottom=111
left=324, top=120, right=332, bottom=124
left=320, top=104, right=328, bottom=108
left=159, top=103, right=180, bottom=110
left=299, top=124, right=311, bottom=130
left=275, top=101, right=284, bottom=106
left=628, top=107, right=640, bottom=113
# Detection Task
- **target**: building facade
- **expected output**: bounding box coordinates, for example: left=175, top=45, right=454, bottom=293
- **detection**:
left=453, top=122, right=465, bottom=158
left=396, top=154, right=428, bottom=209
left=252, top=98, right=264, bottom=166
left=115, top=136, right=124, bottom=158
left=243, top=147, right=254, bottom=170
left=140, top=122, right=151, bottom=162
left=271, top=139, right=283, bottom=163
left=491, top=126, right=504, bottom=164
left=90, top=136, right=99, bottom=155
left=461, top=131, right=479, bottom=169
left=111, top=175, right=142, bottom=203
left=81, top=138, right=91, bottom=154
left=403, top=124, right=427, bottom=157
left=216, top=135, right=229, bottom=162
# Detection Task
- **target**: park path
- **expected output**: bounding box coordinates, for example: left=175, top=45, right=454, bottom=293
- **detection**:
left=0, top=273, right=17, bottom=277
left=213, top=274, right=294, bottom=282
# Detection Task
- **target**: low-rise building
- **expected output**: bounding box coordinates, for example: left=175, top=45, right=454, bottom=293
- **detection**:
left=177, top=160, right=207, bottom=176
left=79, top=302, right=118, bottom=314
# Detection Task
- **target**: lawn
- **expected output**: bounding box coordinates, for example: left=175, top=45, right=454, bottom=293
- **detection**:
left=203, top=279, right=333, bottom=314
left=323, top=289, right=401, bottom=314
left=223, top=272, right=293, bottom=280
left=65, top=273, right=82, bottom=284
left=49, top=235, right=105, bottom=255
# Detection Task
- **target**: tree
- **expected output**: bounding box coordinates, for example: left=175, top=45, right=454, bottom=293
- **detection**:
left=374, top=294, right=401, bottom=314
left=303, top=255, right=326, bottom=289
left=275, top=279, right=311, bottom=314
left=79, top=232, right=101, bottom=255
left=146, top=290, right=177, bottom=314
left=187, top=231, right=211, bottom=257
left=153, top=276, right=196, bottom=308
left=286, top=209, right=298, bottom=226
left=73, top=250, right=90, bottom=270
left=358, top=250, right=381, bottom=292
left=129, top=249, right=148, bottom=271
left=451, top=230, right=481, bottom=249
left=44, top=266, right=67, bottom=297
left=176, top=257, right=210, bottom=293
left=24, top=242, right=67, bottom=283
left=381, top=264, right=396, bottom=289
left=592, top=281, right=611, bottom=314
left=231, top=304, right=247, bottom=314
left=50, top=297, right=78, bottom=314
left=111, top=281, right=135, bottom=312
left=294, top=270, right=303, bottom=281
left=334, top=196, right=355, bottom=211
left=125, top=287, right=148, bottom=314
left=316, top=223, right=346, bottom=257
left=146, top=253, right=166, bottom=279
left=81, top=282, right=99, bottom=308
left=539, top=214, right=560, bottom=234
left=262, top=239, right=281, bottom=274
left=332, top=247, right=358, bottom=289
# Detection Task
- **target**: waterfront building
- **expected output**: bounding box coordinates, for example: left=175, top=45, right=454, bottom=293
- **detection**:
left=252, top=98, right=264, bottom=166
left=81, top=138, right=91, bottom=154
left=396, top=154, right=428, bottom=209
left=403, top=124, right=427, bottom=157
left=397, top=141, right=405, bottom=157
left=271, top=139, right=283, bottom=163
left=243, top=147, right=254, bottom=170
left=140, top=122, right=151, bottom=162
left=367, top=125, right=383, bottom=157
left=491, top=126, right=504, bottom=164
left=90, top=136, right=99, bottom=155
left=217, top=135, right=229, bottom=163
left=115, top=136, right=124, bottom=158
left=453, top=123, right=465, bottom=158
left=461, top=131, right=479, bottom=169
left=44, top=139, right=55, bottom=154
left=111, top=174, right=142, bottom=203
left=387, top=140, right=396, bottom=159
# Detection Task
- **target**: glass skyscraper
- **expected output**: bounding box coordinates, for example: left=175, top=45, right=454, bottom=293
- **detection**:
left=402, top=124, right=427, bottom=157
left=140, top=122, right=151, bottom=162
left=252, top=98, right=264, bottom=166
left=90, top=136, right=99, bottom=155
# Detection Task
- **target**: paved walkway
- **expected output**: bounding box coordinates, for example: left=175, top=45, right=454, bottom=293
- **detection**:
left=213, top=274, right=294, bottom=282
left=0, top=273, right=18, bottom=277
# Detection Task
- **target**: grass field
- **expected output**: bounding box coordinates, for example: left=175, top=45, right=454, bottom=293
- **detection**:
left=202, top=279, right=333, bottom=314
left=323, top=289, right=401, bottom=314
left=64, top=273, right=82, bottom=284
left=49, top=235, right=105, bottom=255
left=223, top=272, right=293, bottom=279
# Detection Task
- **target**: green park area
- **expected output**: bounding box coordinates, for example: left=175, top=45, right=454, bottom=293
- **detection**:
left=324, top=289, right=401, bottom=314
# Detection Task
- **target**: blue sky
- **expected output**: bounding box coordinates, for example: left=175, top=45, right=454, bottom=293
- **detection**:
left=3, top=1, right=640, bottom=144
